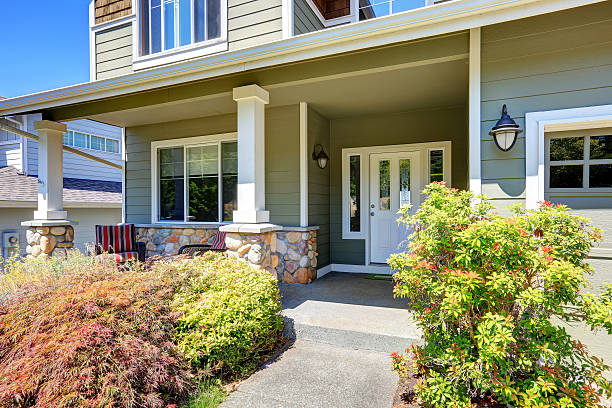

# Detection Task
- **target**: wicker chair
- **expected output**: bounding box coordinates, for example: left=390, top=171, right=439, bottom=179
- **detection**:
left=178, top=230, right=227, bottom=256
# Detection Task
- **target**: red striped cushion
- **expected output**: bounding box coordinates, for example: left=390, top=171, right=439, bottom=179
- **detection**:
left=96, top=224, right=136, bottom=253
left=210, top=231, right=226, bottom=250
left=115, top=252, right=138, bottom=262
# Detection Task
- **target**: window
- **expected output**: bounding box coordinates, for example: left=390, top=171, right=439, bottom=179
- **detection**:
left=546, top=131, right=612, bottom=190
left=349, top=155, right=361, bottom=232
left=154, top=137, right=237, bottom=223
left=429, top=149, right=444, bottom=182
left=359, top=0, right=427, bottom=21
left=142, top=0, right=222, bottom=56
left=62, top=131, right=120, bottom=154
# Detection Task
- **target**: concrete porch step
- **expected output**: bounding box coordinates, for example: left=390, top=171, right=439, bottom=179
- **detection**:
left=285, top=318, right=421, bottom=353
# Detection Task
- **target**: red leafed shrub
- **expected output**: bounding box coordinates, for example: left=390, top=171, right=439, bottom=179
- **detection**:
left=0, top=256, right=194, bottom=408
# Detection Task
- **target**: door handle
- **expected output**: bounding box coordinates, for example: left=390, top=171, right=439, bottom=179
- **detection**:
left=370, top=211, right=375, bottom=216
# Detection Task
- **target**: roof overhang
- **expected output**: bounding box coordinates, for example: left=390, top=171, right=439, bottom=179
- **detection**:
left=0, top=0, right=604, bottom=117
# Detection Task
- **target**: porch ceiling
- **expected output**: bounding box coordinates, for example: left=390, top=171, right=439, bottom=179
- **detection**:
left=83, top=57, right=467, bottom=127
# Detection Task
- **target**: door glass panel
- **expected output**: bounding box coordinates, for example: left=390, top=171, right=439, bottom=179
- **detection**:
left=399, top=159, right=411, bottom=207
left=150, top=0, right=162, bottom=53
left=550, top=137, right=583, bottom=161
left=349, top=155, right=361, bottom=232
left=549, top=165, right=583, bottom=188
left=590, top=135, right=612, bottom=159
left=159, top=147, right=184, bottom=221
left=178, top=0, right=192, bottom=46
left=429, top=150, right=443, bottom=182
left=379, top=160, right=390, bottom=210
left=187, top=145, right=218, bottom=222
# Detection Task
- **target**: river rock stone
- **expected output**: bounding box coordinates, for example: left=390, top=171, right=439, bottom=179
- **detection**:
left=65, top=226, right=74, bottom=242
left=286, top=231, right=301, bottom=243
left=270, top=233, right=277, bottom=252
left=299, top=255, right=310, bottom=268
left=36, top=227, right=50, bottom=235
left=276, top=239, right=287, bottom=254
left=288, top=247, right=301, bottom=261
left=285, top=261, right=298, bottom=273
left=284, top=272, right=296, bottom=283
left=182, top=228, right=195, bottom=236
left=295, top=268, right=310, bottom=284
left=56, top=242, right=74, bottom=248
left=50, top=226, right=66, bottom=236
left=225, top=233, right=243, bottom=250
left=40, top=235, right=56, bottom=254
left=248, top=244, right=264, bottom=264
left=238, top=244, right=251, bottom=257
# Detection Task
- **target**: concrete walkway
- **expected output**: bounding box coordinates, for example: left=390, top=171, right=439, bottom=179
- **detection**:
left=221, top=272, right=421, bottom=408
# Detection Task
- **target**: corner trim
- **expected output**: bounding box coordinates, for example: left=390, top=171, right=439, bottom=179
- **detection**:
left=299, top=102, right=309, bottom=227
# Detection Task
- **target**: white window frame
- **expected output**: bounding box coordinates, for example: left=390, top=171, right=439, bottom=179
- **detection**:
left=132, top=0, right=228, bottom=71
left=545, top=128, right=612, bottom=194
left=150, top=133, right=237, bottom=225
left=525, top=104, right=612, bottom=208
left=340, top=141, right=451, bottom=260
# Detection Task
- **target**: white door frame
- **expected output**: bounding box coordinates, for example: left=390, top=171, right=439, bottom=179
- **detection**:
left=341, top=141, right=452, bottom=266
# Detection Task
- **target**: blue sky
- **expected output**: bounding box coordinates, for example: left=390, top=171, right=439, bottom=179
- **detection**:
left=0, top=1, right=90, bottom=98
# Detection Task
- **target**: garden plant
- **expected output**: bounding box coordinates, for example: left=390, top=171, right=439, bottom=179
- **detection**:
left=390, top=182, right=612, bottom=408
left=0, top=251, right=282, bottom=408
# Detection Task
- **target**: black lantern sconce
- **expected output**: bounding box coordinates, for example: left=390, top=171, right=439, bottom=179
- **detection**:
left=312, top=144, right=329, bottom=169
left=489, top=104, right=522, bottom=152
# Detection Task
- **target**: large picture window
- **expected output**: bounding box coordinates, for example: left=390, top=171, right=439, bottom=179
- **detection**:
left=154, top=137, right=237, bottom=223
left=142, top=0, right=222, bottom=56
left=546, top=130, right=612, bottom=190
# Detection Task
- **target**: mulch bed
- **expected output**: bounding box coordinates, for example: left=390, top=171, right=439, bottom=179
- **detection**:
left=393, top=370, right=506, bottom=408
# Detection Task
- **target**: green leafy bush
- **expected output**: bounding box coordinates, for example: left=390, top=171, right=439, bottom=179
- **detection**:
left=390, top=183, right=612, bottom=408
left=173, top=253, right=283, bottom=376
left=0, top=251, right=283, bottom=407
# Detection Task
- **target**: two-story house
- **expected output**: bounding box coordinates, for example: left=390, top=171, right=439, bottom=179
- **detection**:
left=0, top=0, right=610, bottom=283
left=0, top=115, right=122, bottom=256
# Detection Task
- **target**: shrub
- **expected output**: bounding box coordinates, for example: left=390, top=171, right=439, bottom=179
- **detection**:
left=173, top=253, right=283, bottom=376
left=390, top=183, right=612, bottom=408
left=0, top=254, right=194, bottom=408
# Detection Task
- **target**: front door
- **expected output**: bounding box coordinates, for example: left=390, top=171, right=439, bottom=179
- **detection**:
left=369, top=151, right=420, bottom=263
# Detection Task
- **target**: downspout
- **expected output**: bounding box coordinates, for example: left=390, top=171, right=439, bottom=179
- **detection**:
left=0, top=121, right=123, bottom=171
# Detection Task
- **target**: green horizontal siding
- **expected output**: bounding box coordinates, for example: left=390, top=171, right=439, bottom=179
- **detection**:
left=480, top=2, right=612, bottom=213
left=228, top=0, right=283, bottom=51
left=95, top=23, right=133, bottom=80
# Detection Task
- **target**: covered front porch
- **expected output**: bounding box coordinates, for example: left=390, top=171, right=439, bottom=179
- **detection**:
left=13, top=29, right=475, bottom=282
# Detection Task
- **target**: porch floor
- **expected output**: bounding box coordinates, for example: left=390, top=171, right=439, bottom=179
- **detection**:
left=221, top=272, right=421, bottom=408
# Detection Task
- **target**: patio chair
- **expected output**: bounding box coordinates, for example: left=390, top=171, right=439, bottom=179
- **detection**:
left=94, top=224, right=146, bottom=263
left=178, top=230, right=226, bottom=256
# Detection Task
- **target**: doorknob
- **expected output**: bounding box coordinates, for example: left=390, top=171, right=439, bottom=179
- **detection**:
left=370, top=204, right=375, bottom=208
left=370, top=211, right=375, bottom=216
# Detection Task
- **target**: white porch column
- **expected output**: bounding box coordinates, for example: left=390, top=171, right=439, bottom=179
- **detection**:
left=468, top=27, right=482, bottom=195
left=33, top=120, right=68, bottom=220
left=232, top=85, right=270, bottom=223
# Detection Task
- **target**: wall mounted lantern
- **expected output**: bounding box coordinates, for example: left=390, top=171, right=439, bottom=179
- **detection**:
left=312, top=144, right=329, bottom=169
left=489, top=104, right=522, bottom=152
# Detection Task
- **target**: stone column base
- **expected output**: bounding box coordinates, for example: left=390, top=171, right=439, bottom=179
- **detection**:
left=221, top=224, right=319, bottom=284
left=21, top=220, right=77, bottom=258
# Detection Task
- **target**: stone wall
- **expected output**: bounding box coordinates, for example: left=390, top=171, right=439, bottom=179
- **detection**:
left=135, top=225, right=319, bottom=284
left=135, top=227, right=218, bottom=256
left=25, top=225, right=75, bottom=258
left=225, top=229, right=318, bottom=284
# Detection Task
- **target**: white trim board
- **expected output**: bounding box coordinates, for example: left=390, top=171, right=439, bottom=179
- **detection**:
left=468, top=27, right=481, bottom=195
left=299, top=102, right=309, bottom=227
left=1, top=0, right=604, bottom=116
left=340, top=141, right=452, bottom=265
left=524, top=104, right=612, bottom=209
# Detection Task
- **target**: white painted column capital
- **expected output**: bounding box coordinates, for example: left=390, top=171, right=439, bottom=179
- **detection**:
left=33, top=120, right=68, bottom=220
left=232, top=85, right=270, bottom=224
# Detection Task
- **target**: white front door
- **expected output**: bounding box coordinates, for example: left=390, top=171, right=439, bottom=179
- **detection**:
left=369, top=151, right=420, bottom=263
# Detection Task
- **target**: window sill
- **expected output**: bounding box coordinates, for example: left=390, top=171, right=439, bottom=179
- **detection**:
left=133, top=39, right=228, bottom=71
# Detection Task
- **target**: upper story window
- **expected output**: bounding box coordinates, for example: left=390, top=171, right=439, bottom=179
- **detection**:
left=359, top=0, right=431, bottom=21
left=63, top=131, right=120, bottom=154
left=141, top=0, right=221, bottom=56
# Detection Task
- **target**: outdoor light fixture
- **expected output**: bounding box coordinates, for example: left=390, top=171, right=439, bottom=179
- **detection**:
left=312, top=144, right=329, bottom=169
left=489, top=104, right=522, bottom=152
